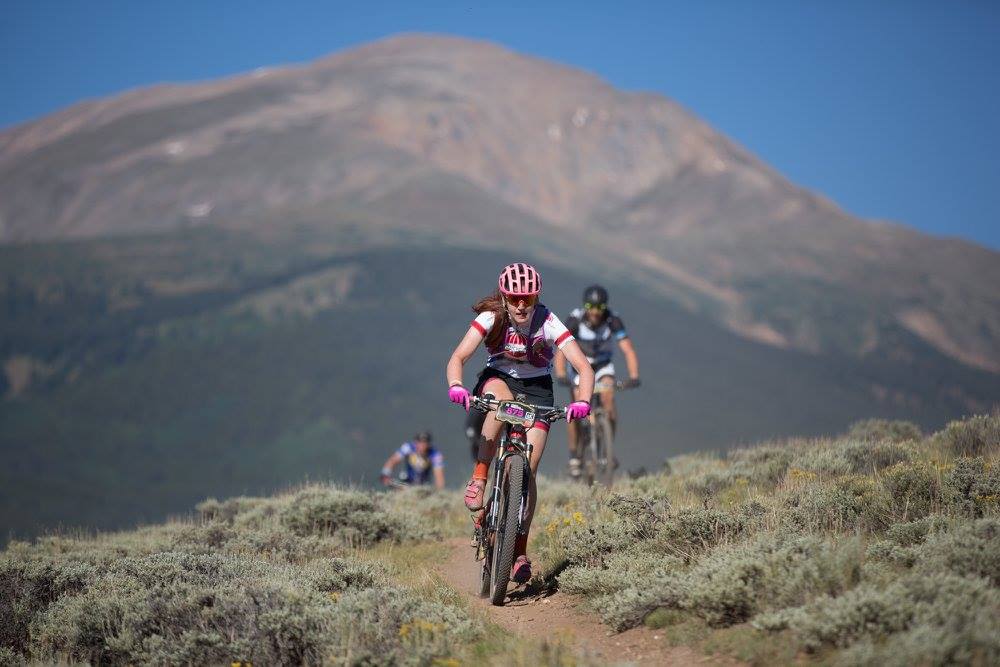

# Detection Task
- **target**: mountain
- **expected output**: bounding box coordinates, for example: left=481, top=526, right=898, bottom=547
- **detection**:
left=1, top=34, right=997, bottom=538
left=3, top=34, right=998, bottom=372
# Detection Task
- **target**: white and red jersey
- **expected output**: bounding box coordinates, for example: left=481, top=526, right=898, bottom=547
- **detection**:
left=470, top=307, right=574, bottom=379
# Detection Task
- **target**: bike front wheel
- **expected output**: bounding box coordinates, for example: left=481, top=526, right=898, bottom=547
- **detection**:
left=489, top=455, right=524, bottom=605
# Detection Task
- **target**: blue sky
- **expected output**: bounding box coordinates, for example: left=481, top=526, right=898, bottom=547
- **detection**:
left=2, top=1, right=998, bottom=249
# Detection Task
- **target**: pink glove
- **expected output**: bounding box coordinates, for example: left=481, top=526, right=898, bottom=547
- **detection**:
left=566, top=401, right=591, bottom=421
left=448, top=385, right=471, bottom=411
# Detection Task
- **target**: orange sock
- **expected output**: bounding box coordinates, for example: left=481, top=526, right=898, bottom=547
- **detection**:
left=473, top=461, right=489, bottom=480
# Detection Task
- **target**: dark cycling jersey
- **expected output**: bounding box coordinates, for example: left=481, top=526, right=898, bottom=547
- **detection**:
left=395, top=442, right=444, bottom=485
left=564, top=308, right=628, bottom=366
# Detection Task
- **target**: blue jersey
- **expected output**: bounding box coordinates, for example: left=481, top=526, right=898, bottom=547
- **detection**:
left=396, top=442, right=444, bottom=485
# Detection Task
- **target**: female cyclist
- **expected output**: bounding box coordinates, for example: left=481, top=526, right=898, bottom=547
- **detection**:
left=446, top=262, right=595, bottom=584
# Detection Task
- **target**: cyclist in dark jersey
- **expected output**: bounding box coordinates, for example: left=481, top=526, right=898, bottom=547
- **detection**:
left=554, top=285, right=641, bottom=478
left=380, top=431, right=445, bottom=488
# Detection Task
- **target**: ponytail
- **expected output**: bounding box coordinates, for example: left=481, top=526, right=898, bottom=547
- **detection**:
left=472, top=290, right=508, bottom=351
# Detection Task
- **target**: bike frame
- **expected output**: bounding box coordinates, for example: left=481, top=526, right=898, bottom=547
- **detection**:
left=469, top=395, right=565, bottom=599
left=485, top=424, right=532, bottom=537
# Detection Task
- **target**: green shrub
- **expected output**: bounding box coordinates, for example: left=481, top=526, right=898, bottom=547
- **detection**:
left=559, top=551, right=685, bottom=598
left=600, top=534, right=863, bottom=631
left=882, top=515, right=950, bottom=547
left=685, top=445, right=794, bottom=498
left=0, top=646, right=25, bottom=667
left=758, top=573, right=1000, bottom=662
left=935, top=413, right=1000, bottom=458
left=330, top=586, right=480, bottom=665
left=0, top=554, right=94, bottom=654
left=755, top=583, right=911, bottom=649
left=654, top=503, right=766, bottom=556
left=784, top=476, right=893, bottom=533
left=280, top=487, right=411, bottom=545
left=847, top=419, right=922, bottom=444
left=943, top=457, right=1000, bottom=517
left=789, top=447, right=854, bottom=477
left=561, top=516, right=646, bottom=567
left=881, top=461, right=941, bottom=521
left=196, top=495, right=270, bottom=523
left=26, top=551, right=471, bottom=665
left=912, top=518, right=1000, bottom=585
left=729, top=445, right=795, bottom=487
left=686, top=469, right=743, bottom=499
left=682, top=534, right=863, bottom=627
left=841, top=618, right=1000, bottom=667
left=598, top=572, right=688, bottom=631
left=842, top=439, right=915, bottom=474
left=789, top=439, right=914, bottom=478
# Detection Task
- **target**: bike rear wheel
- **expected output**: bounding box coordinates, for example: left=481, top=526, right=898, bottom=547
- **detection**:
left=489, top=455, right=524, bottom=605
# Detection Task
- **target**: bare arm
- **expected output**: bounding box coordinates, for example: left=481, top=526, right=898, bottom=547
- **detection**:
left=560, top=339, right=595, bottom=401
left=554, top=348, right=568, bottom=379
left=433, top=466, right=445, bottom=489
left=618, top=337, right=640, bottom=379
left=446, top=327, right=484, bottom=387
left=380, top=451, right=402, bottom=478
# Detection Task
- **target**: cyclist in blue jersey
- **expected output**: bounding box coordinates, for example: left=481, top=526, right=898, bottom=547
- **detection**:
left=554, top=285, right=641, bottom=478
left=380, top=431, right=445, bottom=489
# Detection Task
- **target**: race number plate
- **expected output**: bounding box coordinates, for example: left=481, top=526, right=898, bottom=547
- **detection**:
left=494, top=400, right=536, bottom=426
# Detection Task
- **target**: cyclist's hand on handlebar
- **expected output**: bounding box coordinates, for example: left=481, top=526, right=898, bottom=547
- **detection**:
left=555, top=375, right=572, bottom=387
left=566, top=401, right=591, bottom=421
left=448, top=384, right=471, bottom=411
left=623, top=377, right=641, bottom=389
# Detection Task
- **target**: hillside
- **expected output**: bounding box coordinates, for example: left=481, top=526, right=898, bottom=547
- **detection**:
left=2, top=414, right=997, bottom=665
left=3, top=229, right=998, bottom=540
left=1, top=34, right=999, bottom=538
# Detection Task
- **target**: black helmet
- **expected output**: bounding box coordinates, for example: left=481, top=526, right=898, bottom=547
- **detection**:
left=582, top=284, right=609, bottom=307
left=415, top=430, right=432, bottom=443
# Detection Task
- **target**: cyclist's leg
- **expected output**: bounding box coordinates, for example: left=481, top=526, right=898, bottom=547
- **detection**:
left=598, top=374, right=617, bottom=436
left=475, top=377, right=513, bottom=461
left=465, top=377, right=514, bottom=510
left=566, top=373, right=580, bottom=459
left=566, top=374, right=583, bottom=476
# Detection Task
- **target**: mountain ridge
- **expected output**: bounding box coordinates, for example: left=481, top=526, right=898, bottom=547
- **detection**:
left=2, top=33, right=996, bottom=372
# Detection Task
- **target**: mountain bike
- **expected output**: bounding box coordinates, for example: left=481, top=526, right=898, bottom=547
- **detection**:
left=577, top=381, right=632, bottom=487
left=467, top=394, right=566, bottom=606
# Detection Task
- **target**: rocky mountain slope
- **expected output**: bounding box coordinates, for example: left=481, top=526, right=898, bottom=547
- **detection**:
left=2, top=34, right=997, bottom=372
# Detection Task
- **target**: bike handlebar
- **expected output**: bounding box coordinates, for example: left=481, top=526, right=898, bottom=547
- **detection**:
left=595, top=380, right=638, bottom=392
left=469, top=395, right=568, bottom=423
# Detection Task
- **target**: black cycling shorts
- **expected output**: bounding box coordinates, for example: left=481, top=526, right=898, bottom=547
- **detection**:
left=473, top=367, right=555, bottom=408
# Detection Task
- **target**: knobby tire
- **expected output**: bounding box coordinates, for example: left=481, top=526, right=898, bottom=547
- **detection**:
left=489, top=454, right=524, bottom=605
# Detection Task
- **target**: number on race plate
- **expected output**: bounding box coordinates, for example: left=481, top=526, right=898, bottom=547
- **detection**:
left=496, top=401, right=536, bottom=426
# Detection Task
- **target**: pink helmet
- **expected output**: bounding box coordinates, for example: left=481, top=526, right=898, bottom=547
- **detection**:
left=498, top=262, right=542, bottom=296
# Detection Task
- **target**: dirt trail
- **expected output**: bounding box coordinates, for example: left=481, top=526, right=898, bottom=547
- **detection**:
left=437, top=537, right=739, bottom=666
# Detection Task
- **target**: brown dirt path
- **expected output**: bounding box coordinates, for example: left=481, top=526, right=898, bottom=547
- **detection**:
left=437, top=537, right=741, bottom=666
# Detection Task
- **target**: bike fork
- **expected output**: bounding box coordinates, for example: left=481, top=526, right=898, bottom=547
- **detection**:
left=486, top=432, right=508, bottom=532
left=518, top=443, right=533, bottom=536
